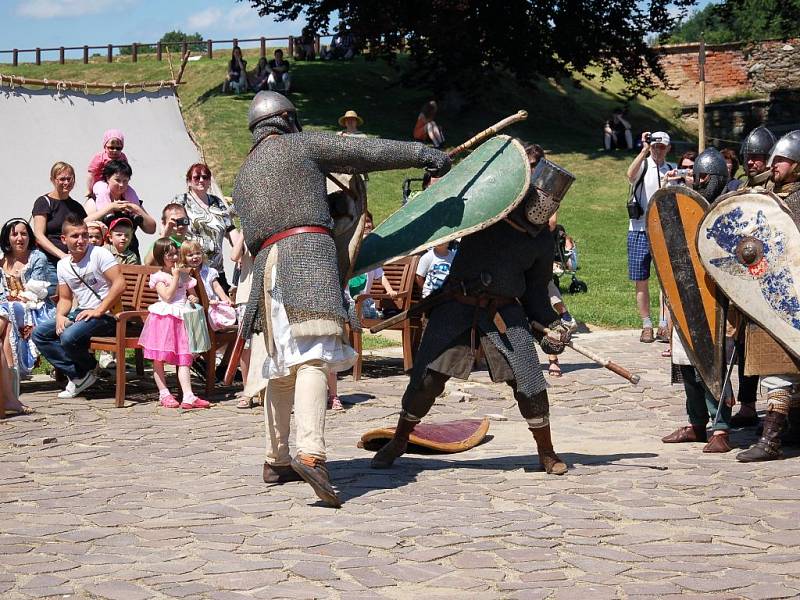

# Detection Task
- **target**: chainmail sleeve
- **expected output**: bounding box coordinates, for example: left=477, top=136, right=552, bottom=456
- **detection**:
left=297, top=132, right=446, bottom=175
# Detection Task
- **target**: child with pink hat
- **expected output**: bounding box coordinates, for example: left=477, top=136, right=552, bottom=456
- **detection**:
left=85, top=128, right=142, bottom=209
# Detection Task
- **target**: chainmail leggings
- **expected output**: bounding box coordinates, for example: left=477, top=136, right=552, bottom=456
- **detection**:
left=401, top=369, right=550, bottom=427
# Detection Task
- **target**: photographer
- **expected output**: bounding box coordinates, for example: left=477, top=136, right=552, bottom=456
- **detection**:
left=625, top=131, right=673, bottom=343
left=144, top=203, right=193, bottom=266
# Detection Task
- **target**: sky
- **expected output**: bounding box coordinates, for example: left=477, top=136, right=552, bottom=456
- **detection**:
left=0, top=0, right=307, bottom=62
left=0, top=0, right=715, bottom=63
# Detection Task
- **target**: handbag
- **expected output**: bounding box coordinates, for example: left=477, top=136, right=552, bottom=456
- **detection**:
left=208, top=303, right=237, bottom=331
left=183, top=302, right=211, bottom=353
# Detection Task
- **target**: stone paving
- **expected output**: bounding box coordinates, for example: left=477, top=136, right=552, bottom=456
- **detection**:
left=2, top=329, right=800, bottom=599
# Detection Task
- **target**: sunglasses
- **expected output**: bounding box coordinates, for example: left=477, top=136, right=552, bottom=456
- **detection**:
left=192, top=174, right=211, bottom=181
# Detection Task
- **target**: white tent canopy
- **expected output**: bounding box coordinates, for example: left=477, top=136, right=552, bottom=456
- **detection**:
left=0, top=85, right=229, bottom=273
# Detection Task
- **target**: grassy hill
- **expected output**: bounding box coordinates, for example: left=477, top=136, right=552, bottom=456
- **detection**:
left=6, top=50, right=695, bottom=328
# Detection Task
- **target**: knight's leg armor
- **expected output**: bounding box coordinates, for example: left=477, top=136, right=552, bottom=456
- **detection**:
left=513, top=385, right=567, bottom=475
left=737, top=379, right=798, bottom=462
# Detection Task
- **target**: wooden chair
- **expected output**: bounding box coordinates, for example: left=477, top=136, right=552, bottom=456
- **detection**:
left=192, top=269, right=238, bottom=396
left=89, top=265, right=161, bottom=408
left=351, top=255, right=422, bottom=380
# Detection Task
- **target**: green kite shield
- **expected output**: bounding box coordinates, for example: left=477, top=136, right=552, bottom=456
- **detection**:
left=697, top=190, right=800, bottom=359
left=353, top=135, right=530, bottom=274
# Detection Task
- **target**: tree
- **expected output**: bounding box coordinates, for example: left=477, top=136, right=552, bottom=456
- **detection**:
left=242, top=0, right=697, bottom=99
left=119, top=30, right=205, bottom=55
left=662, top=0, right=800, bottom=44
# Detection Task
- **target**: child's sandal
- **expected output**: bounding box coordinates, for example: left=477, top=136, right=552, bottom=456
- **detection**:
left=548, top=359, right=562, bottom=377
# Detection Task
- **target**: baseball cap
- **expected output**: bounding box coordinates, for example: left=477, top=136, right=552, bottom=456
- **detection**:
left=650, top=131, right=670, bottom=146
left=107, top=217, right=133, bottom=231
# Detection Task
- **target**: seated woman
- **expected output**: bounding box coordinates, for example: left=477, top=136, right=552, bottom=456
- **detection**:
left=0, top=296, right=32, bottom=416
left=223, top=47, right=248, bottom=94
left=84, top=160, right=157, bottom=261
left=250, top=57, right=270, bottom=91
left=0, top=218, right=56, bottom=381
left=413, top=101, right=445, bottom=149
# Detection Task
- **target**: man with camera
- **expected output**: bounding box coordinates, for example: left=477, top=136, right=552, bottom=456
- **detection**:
left=144, top=203, right=193, bottom=266
left=625, top=131, right=673, bottom=343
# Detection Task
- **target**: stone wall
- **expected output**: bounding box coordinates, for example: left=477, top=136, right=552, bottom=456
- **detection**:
left=655, top=38, right=800, bottom=105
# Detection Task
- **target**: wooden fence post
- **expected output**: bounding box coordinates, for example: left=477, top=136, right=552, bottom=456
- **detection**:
left=260, top=37, right=266, bottom=58
left=83, top=45, right=89, bottom=64
left=156, top=41, right=162, bottom=61
left=12, top=49, right=18, bottom=67
left=132, top=43, right=138, bottom=62
left=35, top=48, right=41, bottom=65
left=207, top=39, right=213, bottom=59
left=288, top=36, right=294, bottom=56
left=107, top=44, right=113, bottom=62
left=314, top=35, right=321, bottom=57
left=181, top=41, right=188, bottom=57
left=59, top=47, right=65, bottom=64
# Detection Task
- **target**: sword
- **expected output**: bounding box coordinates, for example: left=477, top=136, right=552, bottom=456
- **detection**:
left=448, top=110, right=528, bottom=158
left=711, top=333, right=741, bottom=429
left=223, top=319, right=247, bottom=386
left=530, top=321, right=641, bottom=385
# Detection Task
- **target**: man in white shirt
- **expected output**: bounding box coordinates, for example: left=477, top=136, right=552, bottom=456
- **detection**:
left=625, top=131, right=673, bottom=343
left=32, top=215, right=125, bottom=398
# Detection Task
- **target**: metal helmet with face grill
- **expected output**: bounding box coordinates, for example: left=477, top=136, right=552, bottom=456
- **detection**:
left=768, top=130, right=800, bottom=167
left=523, top=159, right=576, bottom=225
left=740, top=126, right=776, bottom=161
left=247, top=91, right=299, bottom=132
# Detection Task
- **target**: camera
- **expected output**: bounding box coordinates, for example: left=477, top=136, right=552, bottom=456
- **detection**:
left=644, top=133, right=651, bottom=144
left=626, top=197, right=643, bottom=220
left=175, top=216, right=191, bottom=226
left=675, top=168, right=692, bottom=177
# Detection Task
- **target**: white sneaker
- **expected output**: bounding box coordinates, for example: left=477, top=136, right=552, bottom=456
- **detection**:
left=561, top=315, right=578, bottom=333
left=98, top=351, right=116, bottom=369
left=57, top=372, right=97, bottom=398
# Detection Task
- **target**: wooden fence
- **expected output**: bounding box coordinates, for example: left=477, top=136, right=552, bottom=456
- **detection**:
left=0, top=35, right=331, bottom=67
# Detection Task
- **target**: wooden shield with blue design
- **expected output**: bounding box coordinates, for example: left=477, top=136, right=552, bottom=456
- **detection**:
left=647, top=186, right=727, bottom=400
left=697, top=191, right=800, bottom=360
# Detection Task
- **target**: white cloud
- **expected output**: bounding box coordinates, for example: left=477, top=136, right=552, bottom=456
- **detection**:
left=187, top=7, right=223, bottom=31
left=15, top=0, right=134, bottom=19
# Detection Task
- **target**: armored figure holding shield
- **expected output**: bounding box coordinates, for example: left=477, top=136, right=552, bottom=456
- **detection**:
left=233, top=91, right=451, bottom=506
left=370, top=153, right=576, bottom=475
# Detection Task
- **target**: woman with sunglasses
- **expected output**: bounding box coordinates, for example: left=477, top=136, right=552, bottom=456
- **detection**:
left=172, top=163, right=241, bottom=292
left=0, top=218, right=56, bottom=389
left=31, top=162, right=87, bottom=268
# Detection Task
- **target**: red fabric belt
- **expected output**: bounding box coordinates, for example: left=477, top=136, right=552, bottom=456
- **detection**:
left=259, top=226, right=333, bottom=252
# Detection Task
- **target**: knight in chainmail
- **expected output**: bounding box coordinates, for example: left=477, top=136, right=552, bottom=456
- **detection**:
left=232, top=92, right=451, bottom=506
left=371, top=158, right=576, bottom=475
left=728, top=126, right=776, bottom=428
left=662, top=148, right=734, bottom=452
left=737, top=129, right=800, bottom=462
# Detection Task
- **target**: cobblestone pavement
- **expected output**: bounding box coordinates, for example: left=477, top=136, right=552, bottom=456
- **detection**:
left=2, top=329, right=800, bottom=599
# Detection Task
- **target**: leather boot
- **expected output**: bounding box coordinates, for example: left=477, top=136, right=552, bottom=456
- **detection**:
left=263, top=462, right=302, bottom=484
left=736, top=411, right=787, bottom=462
left=661, top=424, right=707, bottom=443
left=290, top=453, right=341, bottom=508
left=371, top=415, right=417, bottom=469
left=530, top=425, right=567, bottom=475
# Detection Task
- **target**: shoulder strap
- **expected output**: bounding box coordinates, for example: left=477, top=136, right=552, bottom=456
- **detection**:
left=68, top=259, right=103, bottom=302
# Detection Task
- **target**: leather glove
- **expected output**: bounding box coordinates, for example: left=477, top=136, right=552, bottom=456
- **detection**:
left=537, top=320, right=571, bottom=355
left=420, top=147, right=452, bottom=178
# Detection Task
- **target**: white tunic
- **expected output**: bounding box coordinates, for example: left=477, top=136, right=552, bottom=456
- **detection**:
left=263, top=265, right=357, bottom=379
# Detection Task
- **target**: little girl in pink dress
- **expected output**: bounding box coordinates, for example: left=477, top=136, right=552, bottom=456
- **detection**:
left=138, top=238, right=210, bottom=409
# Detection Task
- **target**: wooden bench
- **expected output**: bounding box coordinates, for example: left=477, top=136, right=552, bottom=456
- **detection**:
left=350, top=254, right=422, bottom=380
left=89, top=265, right=231, bottom=407
left=89, top=264, right=160, bottom=408
left=192, top=268, right=238, bottom=390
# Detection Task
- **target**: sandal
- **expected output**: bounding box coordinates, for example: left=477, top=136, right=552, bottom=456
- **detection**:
left=237, top=396, right=262, bottom=409
left=548, top=359, right=562, bottom=377
left=2, top=403, right=35, bottom=416
left=327, top=395, right=344, bottom=411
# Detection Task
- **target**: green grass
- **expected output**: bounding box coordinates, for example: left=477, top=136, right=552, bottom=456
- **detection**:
left=361, top=334, right=400, bottom=350
left=7, top=51, right=696, bottom=328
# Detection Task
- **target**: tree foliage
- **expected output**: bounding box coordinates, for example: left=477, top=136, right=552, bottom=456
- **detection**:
left=662, top=0, right=800, bottom=44
left=120, top=30, right=205, bottom=55
left=242, top=0, right=696, bottom=99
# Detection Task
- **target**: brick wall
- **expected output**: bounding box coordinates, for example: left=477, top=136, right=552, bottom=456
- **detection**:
left=655, top=38, right=800, bottom=105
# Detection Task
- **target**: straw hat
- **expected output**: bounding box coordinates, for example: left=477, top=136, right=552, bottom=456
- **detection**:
left=338, top=109, right=364, bottom=127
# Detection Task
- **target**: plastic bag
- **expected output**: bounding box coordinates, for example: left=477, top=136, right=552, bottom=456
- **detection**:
left=208, top=303, right=237, bottom=331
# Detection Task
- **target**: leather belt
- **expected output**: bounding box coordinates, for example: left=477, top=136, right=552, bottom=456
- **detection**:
left=259, top=226, right=333, bottom=252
